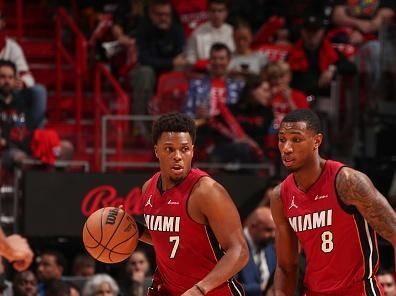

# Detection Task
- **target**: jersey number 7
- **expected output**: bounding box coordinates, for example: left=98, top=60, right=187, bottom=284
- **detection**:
left=169, top=236, right=180, bottom=258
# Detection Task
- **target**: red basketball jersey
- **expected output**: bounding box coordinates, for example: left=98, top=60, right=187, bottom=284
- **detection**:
left=142, top=168, right=244, bottom=296
left=280, top=160, right=383, bottom=295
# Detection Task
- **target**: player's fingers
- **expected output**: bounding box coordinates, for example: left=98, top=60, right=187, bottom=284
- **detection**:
left=12, top=259, right=29, bottom=272
left=14, top=249, right=33, bottom=271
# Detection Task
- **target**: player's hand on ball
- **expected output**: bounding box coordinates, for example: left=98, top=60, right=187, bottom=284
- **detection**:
left=4, top=234, right=34, bottom=271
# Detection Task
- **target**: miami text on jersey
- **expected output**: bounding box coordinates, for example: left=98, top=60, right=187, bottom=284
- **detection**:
left=144, top=214, right=181, bottom=232
left=288, top=209, right=333, bottom=232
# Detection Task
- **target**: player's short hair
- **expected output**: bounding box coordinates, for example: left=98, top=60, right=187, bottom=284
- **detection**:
left=281, top=109, right=323, bottom=134
left=152, top=112, right=196, bottom=144
left=0, top=59, right=17, bottom=75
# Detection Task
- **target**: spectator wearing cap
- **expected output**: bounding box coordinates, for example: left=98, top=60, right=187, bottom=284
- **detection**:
left=0, top=11, right=47, bottom=128
left=288, top=14, right=356, bottom=97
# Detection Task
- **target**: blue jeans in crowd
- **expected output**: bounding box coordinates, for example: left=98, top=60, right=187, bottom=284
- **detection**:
left=15, top=84, right=47, bottom=129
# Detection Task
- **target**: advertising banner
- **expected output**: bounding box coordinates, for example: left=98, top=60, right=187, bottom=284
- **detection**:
left=23, top=171, right=267, bottom=237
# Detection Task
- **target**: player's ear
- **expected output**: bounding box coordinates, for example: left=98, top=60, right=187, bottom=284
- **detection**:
left=154, top=145, right=158, bottom=158
left=314, top=133, right=323, bottom=150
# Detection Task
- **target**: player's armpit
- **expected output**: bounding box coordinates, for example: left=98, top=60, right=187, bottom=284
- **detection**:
left=336, top=167, right=396, bottom=246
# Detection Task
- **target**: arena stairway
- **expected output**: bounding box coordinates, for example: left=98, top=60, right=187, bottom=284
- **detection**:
left=3, top=1, right=156, bottom=172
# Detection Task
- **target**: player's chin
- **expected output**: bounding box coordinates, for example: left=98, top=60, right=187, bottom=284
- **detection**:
left=283, top=161, right=299, bottom=172
left=170, top=171, right=187, bottom=183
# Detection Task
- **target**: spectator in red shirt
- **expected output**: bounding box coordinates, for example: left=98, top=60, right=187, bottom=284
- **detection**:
left=288, top=14, right=356, bottom=97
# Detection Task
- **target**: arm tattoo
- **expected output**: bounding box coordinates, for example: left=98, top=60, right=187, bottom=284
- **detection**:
left=336, top=168, right=396, bottom=244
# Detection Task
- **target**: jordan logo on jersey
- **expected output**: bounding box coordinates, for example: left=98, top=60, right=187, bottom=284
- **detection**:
left=144, top=214, right=181, bottom=232
left=288, top=209, right=333, bottom=232
left=289, top=195, right=298, bottom=209
left=145, top=195, right=153, bottom=207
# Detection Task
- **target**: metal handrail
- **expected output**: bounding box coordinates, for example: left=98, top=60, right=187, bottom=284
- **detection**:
left=21, top=159, right=90, bottom=172
left=55, top=7, right=87, bottom=151
left=94, top=63, right=130, bottom=171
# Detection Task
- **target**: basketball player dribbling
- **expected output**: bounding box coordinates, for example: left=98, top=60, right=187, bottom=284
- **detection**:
left=137, top=112, right=249, bottom=296
left=270, top=109, right=396, bottom=296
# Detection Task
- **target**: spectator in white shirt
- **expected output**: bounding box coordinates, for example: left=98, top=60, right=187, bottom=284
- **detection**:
left=185, top=0, right=235, bottom=66
left=0, top=11, right=47, bottom=128
left=229, top=21, right=268, bottom=76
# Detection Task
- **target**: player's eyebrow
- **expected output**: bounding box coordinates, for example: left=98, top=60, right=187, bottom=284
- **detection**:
left=279, top=130, right=304, bottom=135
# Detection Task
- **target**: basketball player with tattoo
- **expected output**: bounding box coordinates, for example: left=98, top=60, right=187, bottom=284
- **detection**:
left=138, top=112, right=248, bottom=295
left=271, top=109, right=396, bottom=295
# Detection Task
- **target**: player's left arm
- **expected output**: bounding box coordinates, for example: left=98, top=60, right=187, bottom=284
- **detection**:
left=336, top=167, right=396, bottom=246
left=182, top=177, right=249, bottom=295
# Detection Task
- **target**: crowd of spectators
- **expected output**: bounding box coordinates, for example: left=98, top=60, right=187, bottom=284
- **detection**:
left=0, top=9, right=74, bottom=178
left=75, top=0, right=395, bottom=171
left=0, top=248, right=153, bottom=296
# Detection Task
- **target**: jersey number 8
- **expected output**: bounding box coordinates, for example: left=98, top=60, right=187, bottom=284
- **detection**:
left=321, top=231, right=334, bottom=253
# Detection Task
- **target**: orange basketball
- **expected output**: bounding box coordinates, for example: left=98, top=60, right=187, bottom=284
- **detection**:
left=82, top=207, right=139, bottom=263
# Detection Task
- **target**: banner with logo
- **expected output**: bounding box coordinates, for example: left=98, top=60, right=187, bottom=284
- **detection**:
left=23, top=171, right=267, bottom=237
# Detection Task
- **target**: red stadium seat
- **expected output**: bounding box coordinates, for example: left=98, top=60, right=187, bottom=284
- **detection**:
left=151, top=71, right=189, bottom=115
